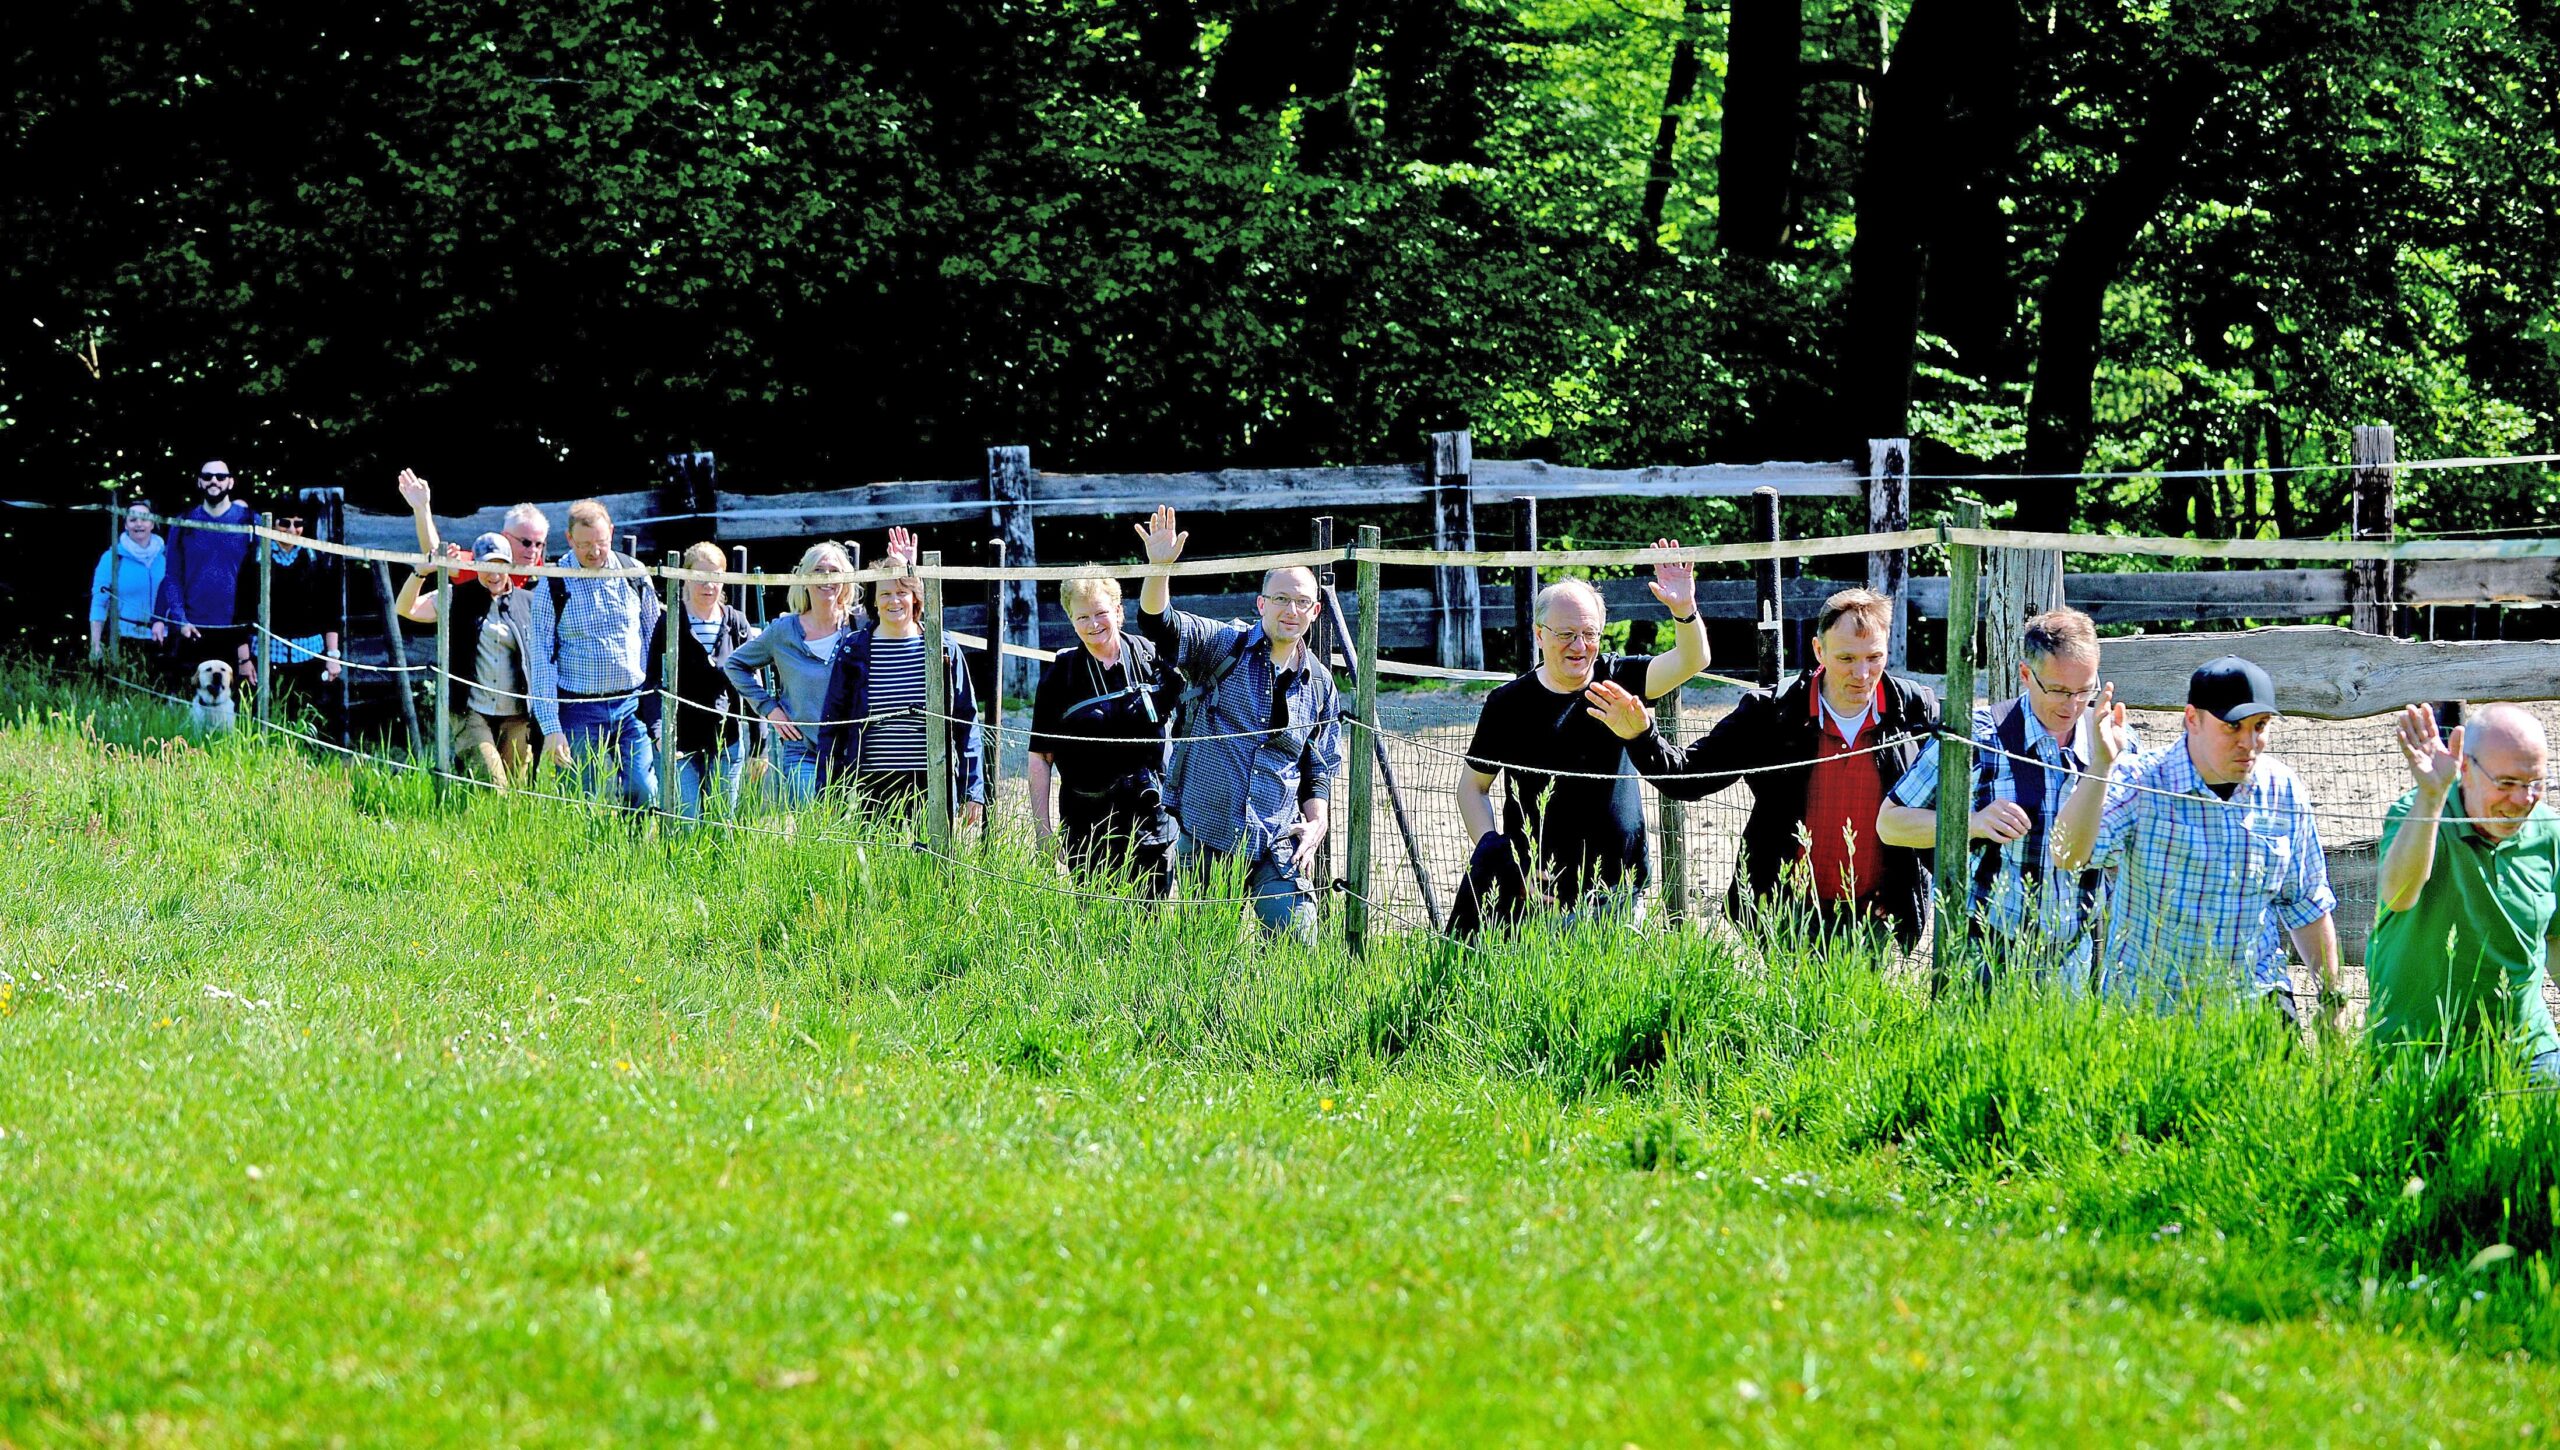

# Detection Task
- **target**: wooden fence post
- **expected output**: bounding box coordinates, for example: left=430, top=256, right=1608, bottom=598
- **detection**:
left=431, top=568, right=453, bottom=792
left=372, top=561, right=425, bottom=758
left=2351, top=425, right=2396, bottom=637
left=986, top=446, right=1039, bottom=702
left=1981, top=548, right=2063, bottom=702
left=1513, top=497, right=1539, bottom=671
left=255, top=532, right=274, bottom=729
left=1868, top=438, right=1912, bottom=672
left=1311, top=515, right=1337, bottom=894
left=981, top=537, right=1007, bottom=808
left=658, top=552, right=682, bottom=824
left=1659, top=690, right=1690, bottom=924
left=320, top=488, right=350, bottom=743
left=1346, top=525, right=1382, bottom=956
left=1932, top=499, right=1984, bottom=989
left=921, top=551, right=952, bottom=852
left=1431, top=430, right=1484, bottom=671
left=1752, top=486, right=1784, bottom=686
left=101, top=497, right=123, bottom=670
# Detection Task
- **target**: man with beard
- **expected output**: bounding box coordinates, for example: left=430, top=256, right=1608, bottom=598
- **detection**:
left=1448, top=556, right=1706, bottom=937
left=1131, top=506, right=1342, bottom=941
left=1028, top=574, right=1177, bottom=897
left=2368, top=703, right=2560, bottom=1079
left=152, top=457, right=259, bottom=689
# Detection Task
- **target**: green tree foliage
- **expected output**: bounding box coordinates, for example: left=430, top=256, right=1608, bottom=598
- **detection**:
left=2, top=0, right=2556, bottom=538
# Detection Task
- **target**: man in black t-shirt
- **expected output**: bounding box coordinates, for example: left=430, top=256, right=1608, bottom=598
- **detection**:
left=1452, top=555, right=1708, bottom=935
left=1028, top=574, right=1177, bottom=896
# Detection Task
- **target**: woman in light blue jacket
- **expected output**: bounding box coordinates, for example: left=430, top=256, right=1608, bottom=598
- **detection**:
left=722, top=541, right=856, bottom=805
left=88, top=503, right=167, bottom=662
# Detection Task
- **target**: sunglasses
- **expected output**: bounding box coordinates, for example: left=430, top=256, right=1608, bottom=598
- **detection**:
left=276, top=516, right=306, bottom=531
left=198, top=471, right=233, bottom=482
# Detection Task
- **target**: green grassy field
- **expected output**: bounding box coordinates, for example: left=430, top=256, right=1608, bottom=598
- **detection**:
left=7, top=667, right=2560, bottom=1445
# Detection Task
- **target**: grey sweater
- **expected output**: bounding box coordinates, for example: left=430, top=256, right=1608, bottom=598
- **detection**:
left=720, top=612, right=845, bottom=727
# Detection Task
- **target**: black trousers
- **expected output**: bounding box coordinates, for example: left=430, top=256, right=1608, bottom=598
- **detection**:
left=1062, top=806, right=1175, bottom=899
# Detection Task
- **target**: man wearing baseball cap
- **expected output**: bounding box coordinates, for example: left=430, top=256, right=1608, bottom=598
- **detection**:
left=2052, top=655, right=2344, bottom=1023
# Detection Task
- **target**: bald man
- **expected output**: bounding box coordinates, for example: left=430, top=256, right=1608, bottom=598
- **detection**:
left=2369, top=703, right=2560, bottom=1080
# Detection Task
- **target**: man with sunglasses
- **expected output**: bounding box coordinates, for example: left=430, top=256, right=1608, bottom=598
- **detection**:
left=1132, top=505, right=1343, bottom=940
left=1450, top=552, right=1705, bottom=936
left=152, top=458, right=259, bottom=687
left=1877, top=607, right=2128, bottom=985
left=2368, top=703, right=2560, bottom=1080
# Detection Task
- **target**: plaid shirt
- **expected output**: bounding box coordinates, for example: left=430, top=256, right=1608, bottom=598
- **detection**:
left=1889, top=701, right=2138, bottom=983
left=2085, top=740, right=2335, bottom=1003
left=1135, top=609, right=1342, bottom=864
left=524, top=552, right=663, bottom=737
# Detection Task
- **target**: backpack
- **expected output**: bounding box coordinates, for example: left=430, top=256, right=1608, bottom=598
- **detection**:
left=1969, top=697, right=2104, bottom=943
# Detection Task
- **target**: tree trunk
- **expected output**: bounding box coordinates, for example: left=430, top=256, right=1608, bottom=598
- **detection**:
left=1837, top=0, right=1988, bottom=442
left=1716, top=0, right=1801, bottom=259
left=2016, top=66, right=2225, bottom=531
left=1639, top=0, right=1711, bottom=255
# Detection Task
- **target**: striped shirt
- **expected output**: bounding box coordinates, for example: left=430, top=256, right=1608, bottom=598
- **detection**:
left=524, top=551, right=662, bottom=736
left=1889, top=701, right=2139, bottom=983
left=858, top=635, right=930, bottom=771
left=2085, top=740, right=2336, bottom=1004
left=1133, top=610, right=1342, bottom=863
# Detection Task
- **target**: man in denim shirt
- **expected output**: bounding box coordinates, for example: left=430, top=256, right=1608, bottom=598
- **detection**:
left=1132, top=505, right=1344, bottom=941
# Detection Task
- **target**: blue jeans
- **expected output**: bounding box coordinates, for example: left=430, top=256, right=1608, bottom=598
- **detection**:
left=2531, top=1049, right=2560, bottom=1087
left=557, top=695, right=657, bottom=810
left=1180, top=838, right=1318, bottom=943
left=675, top=739, right=746, bottom=822
left=765, top=735, right=821, bottom=808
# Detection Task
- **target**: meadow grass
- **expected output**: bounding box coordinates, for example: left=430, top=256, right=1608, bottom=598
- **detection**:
left=6, top=665, right=2560, bottom=1444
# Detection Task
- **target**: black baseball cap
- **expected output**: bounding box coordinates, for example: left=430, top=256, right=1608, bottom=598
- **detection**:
left=2188, top=655, right=2279, bottom=723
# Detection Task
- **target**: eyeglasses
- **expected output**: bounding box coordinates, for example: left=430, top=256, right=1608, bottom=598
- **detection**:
left=2478, top=769, right=2548, bottom=796
left=198, top=471, right=232, bottom=482
left=1538, top=625, right=1603, bottom=647
left=1261, top=594, right=1321, bottom=614
left=2028, top=673, right=2102, bottom=705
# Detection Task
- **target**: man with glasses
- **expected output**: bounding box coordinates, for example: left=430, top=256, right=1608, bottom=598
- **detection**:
left=2367, top=703, right=2560, bottom=1080
left=527, top=498, right=664, bottom=810
left=2052, top=656, right=2343, bottom=1023
left=1132, top=506, right=1342, bottom=940
left=1450, top=555, right=1705, bottom=936
left=153, top=458, right=260, bottom=687
left=1877, top=608, right=2127, bottom=984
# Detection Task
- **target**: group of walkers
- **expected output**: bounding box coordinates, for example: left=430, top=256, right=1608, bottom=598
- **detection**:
left=90, top=463, right=2560, bottom=1078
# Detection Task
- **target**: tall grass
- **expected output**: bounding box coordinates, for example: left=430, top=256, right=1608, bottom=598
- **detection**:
left=13, top=661, right=2560, bottom=1355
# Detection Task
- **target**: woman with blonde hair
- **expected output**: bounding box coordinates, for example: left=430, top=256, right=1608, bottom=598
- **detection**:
left=659, top=540, right=757, bottom=819
left=721, top=540, right=854, bottom=805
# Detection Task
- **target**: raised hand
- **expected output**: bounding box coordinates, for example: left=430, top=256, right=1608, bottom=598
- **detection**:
left=2394, top=702, right=2463, bottom=804
left=1645, top=539, right=1696, bottom=616
left=2089, top=683, right=2132, bottom=769
left=885, top=526, right=919, bottom=567
left=396, top=468, right=431, bottom=513
left=1581, top=679, right=1656, bottom=741
left=1134, top=505, right=1187, bottom=565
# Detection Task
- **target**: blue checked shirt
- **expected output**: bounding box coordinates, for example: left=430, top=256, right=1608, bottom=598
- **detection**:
left=1888, top=700, right=2136, bottom=985
left=2085, top=741, right=2337, bottom=1003
left=1136, top=609, right=1343, bottom=865
left=524, top=551, right=663, bottom=737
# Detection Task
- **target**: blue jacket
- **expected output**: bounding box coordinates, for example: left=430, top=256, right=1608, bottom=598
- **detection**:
left=91, top=536, right=167, bottom=639
left=814, top=628, right=987, bottom=804
left=157, top=505, right=259, bottom=628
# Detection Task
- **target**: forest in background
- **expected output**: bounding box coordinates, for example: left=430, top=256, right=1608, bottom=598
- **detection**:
left=6, top=0, right=2560, bottom=541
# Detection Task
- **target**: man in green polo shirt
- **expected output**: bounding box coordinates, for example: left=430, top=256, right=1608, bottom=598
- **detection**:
left=2369, top=703, right=2560, bottom=1080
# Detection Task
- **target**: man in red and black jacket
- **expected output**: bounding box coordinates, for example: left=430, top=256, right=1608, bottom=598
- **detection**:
left=1616, top=588, right=1940, bottom=951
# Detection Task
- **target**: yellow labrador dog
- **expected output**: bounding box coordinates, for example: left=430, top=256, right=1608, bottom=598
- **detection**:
left=188, top=659, right=237, bottom=734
